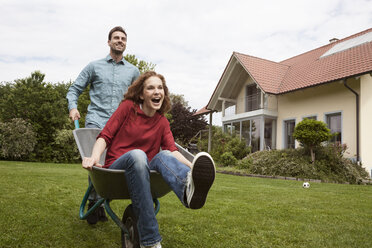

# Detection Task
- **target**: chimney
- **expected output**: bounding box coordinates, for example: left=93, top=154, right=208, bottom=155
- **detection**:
left=329, top=38, right=339, bottom=43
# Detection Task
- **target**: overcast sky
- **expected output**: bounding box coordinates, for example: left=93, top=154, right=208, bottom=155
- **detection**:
left=1, top=0, right=371, bottom=124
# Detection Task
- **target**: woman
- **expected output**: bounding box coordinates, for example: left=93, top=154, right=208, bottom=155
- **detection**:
left=82, top=71, right=215, bottom=248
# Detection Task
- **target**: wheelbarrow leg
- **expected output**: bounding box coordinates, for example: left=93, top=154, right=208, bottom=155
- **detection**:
left=79, top=182, right=104, bottom=220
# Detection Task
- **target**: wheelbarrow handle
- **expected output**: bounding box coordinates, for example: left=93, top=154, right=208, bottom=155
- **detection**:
left=74, top=119, right=80, bottom=129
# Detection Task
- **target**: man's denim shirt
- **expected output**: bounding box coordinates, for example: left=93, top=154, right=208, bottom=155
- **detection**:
left=67, top=55, right=140, bottom=129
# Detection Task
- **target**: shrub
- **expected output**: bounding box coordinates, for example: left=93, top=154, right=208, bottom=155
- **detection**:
left=314, top=143, right=369, bottom=184
left=220, top=151, right=238, bottom=167
left=293, top=118, right=332, bottom=163
left=238, top=145, right=369, bottom=184
left=52, top=129, right=81, bottom=163
left=246, top=149, right=315, bottom=178
left=236, top=157, right=253, bottom=170
left=197, top=126, right=250, bottom=164
left=0, top=118, right=37, bottom=159
left=226, top=137, right=251, bottom=160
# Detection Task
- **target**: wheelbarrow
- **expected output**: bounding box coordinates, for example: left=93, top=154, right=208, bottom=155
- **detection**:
left=73, top=120, right=194, bottom=247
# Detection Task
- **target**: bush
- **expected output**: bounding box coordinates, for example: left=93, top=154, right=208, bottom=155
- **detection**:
left=226, top=137, right=251, bottom=160
left=197, top=126, right=250, bottom=164
left=220, top=151, right=238, bottom=167
left=245, top=149, right=316, bottom=178
left=293, top=118, right=332, bottom=163
left=0, top=118, right=37, bottom=159
left=237, top=157, right=253, bottom=170
left=237, top=144, right=369, bottom=184
left=52, top=129, right=81, bottom=163
left=313, top=143, right=369, bottom=184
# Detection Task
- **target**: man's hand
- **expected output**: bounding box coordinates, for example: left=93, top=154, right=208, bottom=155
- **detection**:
left=69, top=108, right=81, bottom=121
left=82, top=157, right=103, bottom=170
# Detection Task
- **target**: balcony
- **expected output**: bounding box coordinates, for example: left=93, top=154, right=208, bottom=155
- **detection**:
left=245, top=93, right=261, bottom=112
left=222, top=93, right=278, bottom=121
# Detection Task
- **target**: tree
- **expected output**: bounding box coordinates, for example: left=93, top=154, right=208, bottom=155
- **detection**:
left=0, top=71, right=70, bottom=161
left=64, top=80, right=90, bottom=127
left=168, top=94, right=207, bottom=146
left=293, top=118, right=332, bottom=163
left=124, top=54, right=156, bottom=74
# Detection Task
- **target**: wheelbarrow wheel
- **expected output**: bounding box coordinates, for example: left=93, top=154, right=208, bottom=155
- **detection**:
left=121, top=204, right=140, bottom=248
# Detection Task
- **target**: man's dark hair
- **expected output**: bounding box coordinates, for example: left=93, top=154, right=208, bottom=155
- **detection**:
left=108, top=26, right=127, bottom=40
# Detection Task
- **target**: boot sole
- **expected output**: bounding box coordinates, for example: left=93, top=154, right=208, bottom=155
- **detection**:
left=189, top=153, right=215, bottom=209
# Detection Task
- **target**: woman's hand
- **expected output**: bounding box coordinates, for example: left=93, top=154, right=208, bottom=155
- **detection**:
left=82, top=157, right=103, bottom=170
left=82, top=138, right=107, bottom=170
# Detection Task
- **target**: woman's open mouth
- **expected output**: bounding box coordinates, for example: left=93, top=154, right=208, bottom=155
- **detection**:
left=151, top=98, right=161, bottom=104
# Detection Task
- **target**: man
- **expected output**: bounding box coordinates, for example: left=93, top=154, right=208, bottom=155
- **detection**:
left=66, top=26, right=140, bottom=224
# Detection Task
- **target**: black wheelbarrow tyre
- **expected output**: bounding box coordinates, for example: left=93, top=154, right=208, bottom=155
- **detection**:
left=121, top=204, right=140, bottom=248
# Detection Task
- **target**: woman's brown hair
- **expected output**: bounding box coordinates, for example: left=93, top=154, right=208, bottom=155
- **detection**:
left=123, top=71, right=171, bottom=114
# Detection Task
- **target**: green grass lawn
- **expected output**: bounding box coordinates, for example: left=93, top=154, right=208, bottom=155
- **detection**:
left=0, top=161, right=371, bottom=248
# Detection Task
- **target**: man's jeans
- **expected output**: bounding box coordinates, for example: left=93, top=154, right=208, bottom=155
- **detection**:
left=109, top=149, right=191, bottom=247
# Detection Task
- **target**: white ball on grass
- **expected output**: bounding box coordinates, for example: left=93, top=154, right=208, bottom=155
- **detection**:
left=302, top=182, right=310, bottom=188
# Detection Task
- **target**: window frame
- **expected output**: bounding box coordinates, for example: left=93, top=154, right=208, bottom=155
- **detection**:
left=324, top=111, right=342, bottom=144
left=283, top=118, right=296, bottom=149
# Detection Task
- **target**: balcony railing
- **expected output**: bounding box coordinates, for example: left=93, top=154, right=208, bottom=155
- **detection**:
left=223, top=93, right=278, bottom=118
left=245, top=93, right=261, bottom=112
left=224, top=93, right=263, bottom=117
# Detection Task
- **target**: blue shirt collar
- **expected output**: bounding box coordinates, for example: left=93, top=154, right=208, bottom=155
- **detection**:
left=105, top=54, right=126, bottom=65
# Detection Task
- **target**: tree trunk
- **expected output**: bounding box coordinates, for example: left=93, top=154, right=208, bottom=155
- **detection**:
left=310, top=147, right=315, bottom=163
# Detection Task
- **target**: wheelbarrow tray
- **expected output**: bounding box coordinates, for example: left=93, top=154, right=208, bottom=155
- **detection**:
left=89, top=166, right=171, bottom=200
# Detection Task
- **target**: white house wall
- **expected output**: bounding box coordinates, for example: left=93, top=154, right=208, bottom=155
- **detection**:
left=236, top=78, right=254, bottom=114
left=236, top=81, right=246, bottom=114
left=276, top=79, right=360, bottom=159
left=267, top=94, right=278, bottom=111
left=360, top=73, right=372, bottom=175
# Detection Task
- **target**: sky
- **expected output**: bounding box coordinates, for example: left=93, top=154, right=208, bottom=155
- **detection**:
left=1, top=0, right=372, bottom=125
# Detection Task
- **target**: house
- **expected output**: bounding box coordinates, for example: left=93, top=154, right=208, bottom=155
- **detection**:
left=201, top=28, right=372, bottom=176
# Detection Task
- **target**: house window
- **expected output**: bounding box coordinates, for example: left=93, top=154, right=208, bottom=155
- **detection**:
left=242, top=120, right=251, bottom=146
left=225, top=117, right=277, bottom=152
left=251, top=118, right=261, bottom=152
left=239, top=118, right=261, bottom=152
left=264, top=118, right=276, bottom=150
left=284, top=120, right=295, bottom=149
left=326, top=112, right=341, bottom=143
left=245, top=85, right=261, bottom=112
left=232, top=122, right=241, bottom=137
left=224, top=123, right=233, bottom=135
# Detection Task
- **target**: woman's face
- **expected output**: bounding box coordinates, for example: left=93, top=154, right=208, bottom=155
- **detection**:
left=140, top=76, right=165, bottom=116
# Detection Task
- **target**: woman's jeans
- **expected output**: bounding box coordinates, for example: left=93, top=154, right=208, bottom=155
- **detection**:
left=109, top=149, right=191, bottom=246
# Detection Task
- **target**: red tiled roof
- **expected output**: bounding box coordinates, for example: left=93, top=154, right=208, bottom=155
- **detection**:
left=234, top=28, right=372, bottom=94
left=193, top=106, right=213, bottom=116
left=234, top=53, right=289, bottom=94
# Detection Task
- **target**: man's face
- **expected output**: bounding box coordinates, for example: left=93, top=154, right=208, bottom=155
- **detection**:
left=108, top=31, right=127, bottom=54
